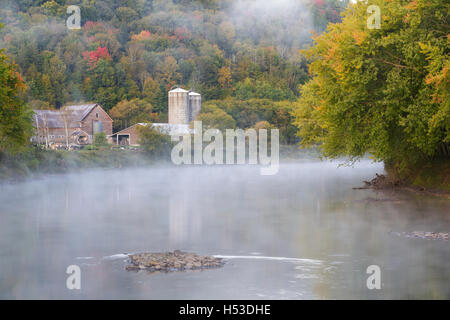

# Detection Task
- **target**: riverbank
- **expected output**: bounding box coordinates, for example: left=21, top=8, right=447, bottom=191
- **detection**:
left=0, top=147, right=159, bottom=182
left=3, top=146, right=447, bottom=197
left=0, top=145, right=320, bottom=182
left=360, top=159, right=450, bottom=197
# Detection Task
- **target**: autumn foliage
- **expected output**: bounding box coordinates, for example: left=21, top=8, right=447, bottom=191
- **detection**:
left=0, top=48, right=32, bottom=154
left=82, top=47, right=112, bottom=69
left=294, top=0, right=449, bottom=171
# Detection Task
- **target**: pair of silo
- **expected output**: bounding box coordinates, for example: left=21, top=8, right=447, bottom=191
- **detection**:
left=168, top=87, right=202, bottom=124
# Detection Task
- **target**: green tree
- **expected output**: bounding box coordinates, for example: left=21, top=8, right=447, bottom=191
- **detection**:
left=42, top=52, right=67, bottom=108
left=293, top=0, right=449, bottom=171
left=0, top=45, right=33, bottom=154
left=27, top=99, right=51, bottom=110
left=88, top=59, right=118, bottom=110
left=142, top=76, right=164, bottom=109
left=196, top=104, right=236, bottom=131
left=41, top=1, right=60, bottom=17
left=203, top=98, right=297, bottom=143
left=109, top=98, right=157, bottom=130
left=137, top=125, right=173, bottom=159
left=93, top=132, right=109, bottom=148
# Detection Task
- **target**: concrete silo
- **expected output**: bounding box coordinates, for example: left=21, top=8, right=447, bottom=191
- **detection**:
left=168, top=87, right=190, bottom=124
left=189, top=91, right=202, bottom=122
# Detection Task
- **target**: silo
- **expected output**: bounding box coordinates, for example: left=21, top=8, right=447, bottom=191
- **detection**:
left=168, top=87, right=190, bottom=124
left=189, top=91, right=201, bottom=122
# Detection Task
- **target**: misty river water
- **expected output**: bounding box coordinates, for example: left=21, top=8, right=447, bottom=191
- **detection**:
left=0, top=161, right=449, bottom=299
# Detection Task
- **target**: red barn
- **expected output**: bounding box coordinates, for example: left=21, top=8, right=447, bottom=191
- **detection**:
left=32, top=104, right=113, bottom=148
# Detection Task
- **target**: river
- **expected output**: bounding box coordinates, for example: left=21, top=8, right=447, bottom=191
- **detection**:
left=0, top=161, right=449, bottom=299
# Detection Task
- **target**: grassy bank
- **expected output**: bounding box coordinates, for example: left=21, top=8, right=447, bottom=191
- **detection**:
left=0, top=147, right=159, bottom=181
left=0, top=144, right=324, bottom=182
left=385, top=159, right=450, bottom=194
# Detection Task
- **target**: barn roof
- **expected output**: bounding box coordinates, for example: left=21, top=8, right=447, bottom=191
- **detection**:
left=151, top=123, right=193, bottom=135
left=33, top=104, right=106, bottom=129
left=62, top=104, right=98, bottom=121
left=33, top=110, right=80, bottom=129
left=111, top=123, right=193, bottom=136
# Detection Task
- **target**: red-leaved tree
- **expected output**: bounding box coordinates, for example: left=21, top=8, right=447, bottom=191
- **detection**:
left=82, top=47, right=112, bottom=69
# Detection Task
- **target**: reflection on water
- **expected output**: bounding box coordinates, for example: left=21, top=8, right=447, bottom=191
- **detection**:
left=0, top=161, right=449, bottom=299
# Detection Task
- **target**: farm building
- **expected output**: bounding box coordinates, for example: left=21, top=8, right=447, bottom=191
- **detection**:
left=32, top=104, right=112, bottom=148
left=111, top=88, right=201, bottom=146
left=168, top=88, right=202, bottom=124
left=110, top=123, right=192, bottom=146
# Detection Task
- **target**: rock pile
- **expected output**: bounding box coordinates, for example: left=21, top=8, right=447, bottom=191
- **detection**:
left=126, top=250, right=224, bottom=272
left=364, top=173, right=400, bottom=189
left=390, top=231, right=449, bottom=241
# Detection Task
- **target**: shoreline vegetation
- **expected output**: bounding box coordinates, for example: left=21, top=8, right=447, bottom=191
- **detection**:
left=0, top=144, right=321, bottom=182
left=292, top=0, right=449, bottom=198
left=1, top=145, right=448, bottom=198
left=354, top=171, right=450, bottom=199
left=384, top=161, right=450, bottom=198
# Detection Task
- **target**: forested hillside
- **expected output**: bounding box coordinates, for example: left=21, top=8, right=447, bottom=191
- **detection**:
left=0, top=0, right=345, bottom=131
left=0, top=0, right=448, bottom=192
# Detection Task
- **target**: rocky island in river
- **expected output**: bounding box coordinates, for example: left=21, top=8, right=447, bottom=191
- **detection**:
left=126, top=251, right=225, bottom=273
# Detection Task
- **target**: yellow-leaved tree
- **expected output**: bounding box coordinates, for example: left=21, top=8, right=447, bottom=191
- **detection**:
left=293, top=0, right=449, bottom=187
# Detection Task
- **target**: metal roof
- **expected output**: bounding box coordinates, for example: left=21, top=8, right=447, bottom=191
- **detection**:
left=151, top=123, right=192, bottom=135
left=62, top=104, right=98, bottom=121
left=111, top=123, right=193, bottom=136
left=33, top=110, right=80, bottom=129
left=169, top=87, right=189, bottom=93
left=33, top=104, right=105, bottom=129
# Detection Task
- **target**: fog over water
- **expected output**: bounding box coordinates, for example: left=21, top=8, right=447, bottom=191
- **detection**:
left=0, top=161, right=449, bottom=299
